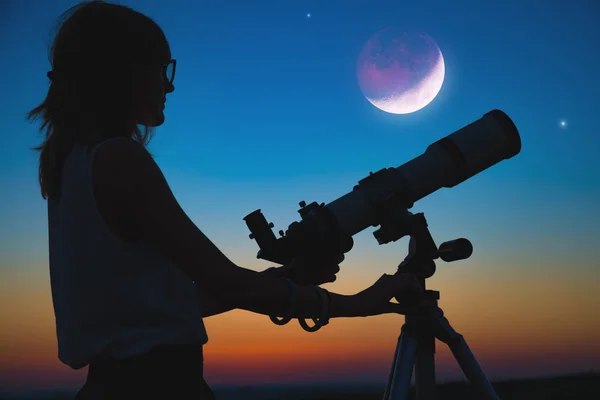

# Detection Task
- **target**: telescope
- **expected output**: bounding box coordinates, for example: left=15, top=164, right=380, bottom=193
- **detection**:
left=243, top=109, right=521, bottom=264
left=244, top=109, right=521, bottom=400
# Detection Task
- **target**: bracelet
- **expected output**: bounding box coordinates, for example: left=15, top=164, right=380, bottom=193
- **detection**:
left=267, top=276, right=332, bottom=332
left=298, top=286, right=330, bottom=332
left=319, top=288, right=331, bottom=325
left=269, top=278, right=296, bottom=326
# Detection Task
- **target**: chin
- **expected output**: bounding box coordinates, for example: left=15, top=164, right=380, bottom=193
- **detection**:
left=139, top=112, right=165, bottom=127
left=151, top=114, right=165, bottom=127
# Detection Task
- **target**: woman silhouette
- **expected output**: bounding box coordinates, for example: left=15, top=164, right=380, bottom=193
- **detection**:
left=27, top=1, right=423, bottom=398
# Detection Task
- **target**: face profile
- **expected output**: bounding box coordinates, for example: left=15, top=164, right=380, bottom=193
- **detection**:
left=134, top=56, right=176, bottom=127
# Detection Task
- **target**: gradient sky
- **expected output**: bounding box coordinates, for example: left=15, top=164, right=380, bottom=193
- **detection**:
left=1, top=0, right=599, bottom=393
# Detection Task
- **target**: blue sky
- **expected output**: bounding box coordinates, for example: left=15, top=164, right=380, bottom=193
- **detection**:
left=1, top=0, right=599, bottom=390
left=2, top=0, right=598, bottom=268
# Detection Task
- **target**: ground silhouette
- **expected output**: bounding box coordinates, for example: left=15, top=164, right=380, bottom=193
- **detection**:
left=1, top=371, right=598, bottom=400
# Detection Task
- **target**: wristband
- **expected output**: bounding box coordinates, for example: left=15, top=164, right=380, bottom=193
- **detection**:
left=269, top=278, right=296, bottom=326
left=298, top=286, right=330, bottom=332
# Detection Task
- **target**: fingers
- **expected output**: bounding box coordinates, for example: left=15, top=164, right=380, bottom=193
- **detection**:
left=394, top=290, right=423, bottom=306
left=395, top=273, right=421, bottom=290
left=376, top=273, right=422, bottom=301
left=396, top=272, right=419, bottom=284
left=287, top=254, right=344, bottom=286
left=315, top=253, right=344, bottom=266
left=327, top=264, right=340, bottom=274
left=394, top=274, right=424, bottom=306
left=311, top=256, right=341, bottom=279
left=319, top=263, right=339, bottom=284
left=314, top=271, right=337, bottom=284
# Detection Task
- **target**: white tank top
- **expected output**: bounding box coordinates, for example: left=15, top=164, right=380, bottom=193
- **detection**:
left=47, top=138, right=208, bottom=369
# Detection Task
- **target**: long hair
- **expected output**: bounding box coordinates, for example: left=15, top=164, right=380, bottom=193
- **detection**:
left=27, top=1, right=168, bottom=200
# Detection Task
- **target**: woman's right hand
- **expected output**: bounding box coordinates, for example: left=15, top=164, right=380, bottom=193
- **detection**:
left=350, top=273, right=424, bottom=317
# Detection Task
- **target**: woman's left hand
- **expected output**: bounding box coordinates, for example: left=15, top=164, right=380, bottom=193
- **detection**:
left=268, top=254, right=344, bottom=286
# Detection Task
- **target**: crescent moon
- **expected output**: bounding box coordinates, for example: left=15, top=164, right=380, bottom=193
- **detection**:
left=367, top=49, right=445, bottom=114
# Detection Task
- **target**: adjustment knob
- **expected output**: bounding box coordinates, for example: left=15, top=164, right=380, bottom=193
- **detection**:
left=299, top=200, right=306, bottom=208
left=279, top=230, right=285, bottom=237
left=268, top=222, right=274, bottom=228
left=249, top=233, right=254, bottom=239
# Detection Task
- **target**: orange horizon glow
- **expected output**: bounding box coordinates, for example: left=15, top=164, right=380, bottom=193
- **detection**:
left=2, top=258, right=599, bottom=391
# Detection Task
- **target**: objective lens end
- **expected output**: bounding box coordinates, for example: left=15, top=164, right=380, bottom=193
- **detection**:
left=485, top=109, right=522, bottom=157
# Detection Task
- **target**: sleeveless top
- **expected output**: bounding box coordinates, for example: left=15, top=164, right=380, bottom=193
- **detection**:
left=47, top=137, right=208, bottom=369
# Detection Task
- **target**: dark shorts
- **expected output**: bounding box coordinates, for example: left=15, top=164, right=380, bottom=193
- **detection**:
left=75, top=342, right=216, bottom=399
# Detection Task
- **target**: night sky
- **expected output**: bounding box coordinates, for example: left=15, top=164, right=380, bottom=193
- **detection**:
left=1, top=0, right=599, bottom=393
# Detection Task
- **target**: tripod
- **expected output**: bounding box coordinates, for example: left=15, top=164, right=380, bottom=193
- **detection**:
left=380, top=213, right=500, bottom=400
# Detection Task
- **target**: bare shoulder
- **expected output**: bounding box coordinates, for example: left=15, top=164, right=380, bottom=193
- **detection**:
left=91, top=137, right=239, bottom=286
left=91, top=137, right=188, bottom=247
left=93, top=137, right=149, bottom=175
left=92, top=138, right=158, bottom=240
left=92, top=138, right=156, bottom=194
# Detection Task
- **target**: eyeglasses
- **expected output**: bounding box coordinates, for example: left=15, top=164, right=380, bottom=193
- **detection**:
left=47, top=60, right=177, bottom=84
left=162, top=59, right=176, bottom=84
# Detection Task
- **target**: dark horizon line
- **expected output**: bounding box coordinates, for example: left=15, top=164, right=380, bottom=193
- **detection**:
left=1, top=369, right=597, bottom=397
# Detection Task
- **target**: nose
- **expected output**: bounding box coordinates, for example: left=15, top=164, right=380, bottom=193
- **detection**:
left=165, top=80, right=175, bottom=94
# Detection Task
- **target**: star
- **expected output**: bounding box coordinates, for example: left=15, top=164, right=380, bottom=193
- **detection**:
left=306, top=12, right=311, bottom=18
left=559, top=119, right=567, bottom=128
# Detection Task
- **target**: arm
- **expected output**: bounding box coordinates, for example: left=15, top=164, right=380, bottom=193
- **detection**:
left=195, top=285, right=232, bottom=318
left=201, top=263, right=355, bottom=318
left=196, top=267, right=277, bottom=317
left=98, top=139, right=356, bottom=319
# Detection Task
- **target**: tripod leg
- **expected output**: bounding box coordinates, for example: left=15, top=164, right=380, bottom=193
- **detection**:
left=382, top=332, right=401, bottom=400
left=414, top=316, right=436, bottom=400
left=383, top=321, right=418, bottom=400
left=430, top=308, right=500, bottom=400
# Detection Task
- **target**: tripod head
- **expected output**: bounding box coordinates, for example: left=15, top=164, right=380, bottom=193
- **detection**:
left=391, top=209, right=472, bottom=286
